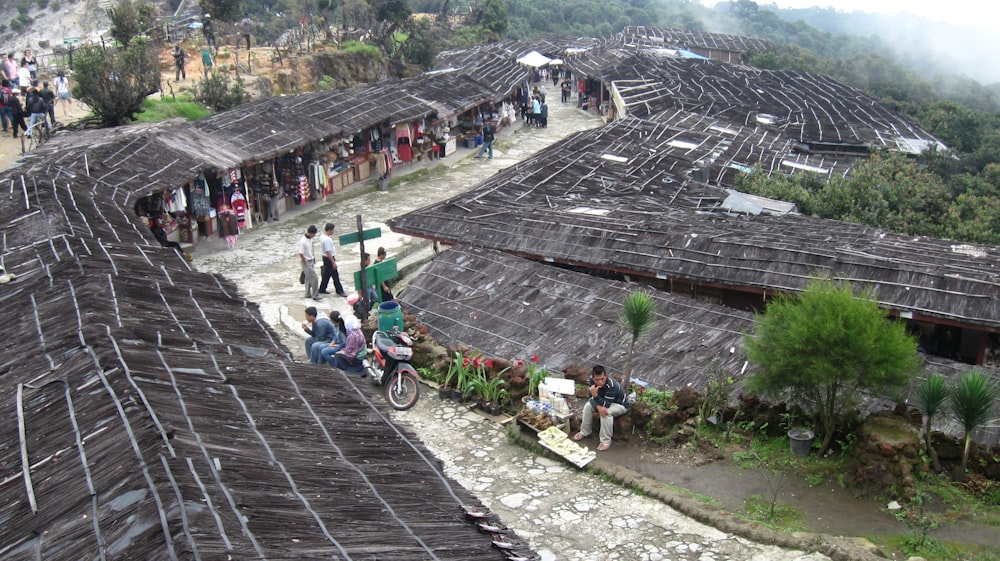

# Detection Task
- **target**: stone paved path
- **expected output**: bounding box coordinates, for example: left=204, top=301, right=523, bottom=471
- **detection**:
left=195, top=95, right=832, bottom=561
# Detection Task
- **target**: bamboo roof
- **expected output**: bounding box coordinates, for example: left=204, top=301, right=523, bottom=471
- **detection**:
left=618, top=26, right=771, bottom=55
left=399, top=244, right=753, bottom=387
left=388, top=117, right=1000, bottom=331
left=0, top=45, right=538, bottom=561
left=569, top=47, right=940, bottom=152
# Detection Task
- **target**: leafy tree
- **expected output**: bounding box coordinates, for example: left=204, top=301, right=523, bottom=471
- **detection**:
left=72, top=41, right=161, bottom=127
left=369, top=0, right=412, bottom=54
left=618, top=291, right=656, bottom=391
left=743, top=278, right=920, bottom=456
left=914, top=374, right=948, bottom=471
left=106, top=0, right=156, bottom=48
left=192, top=74, right=252, bottom=112
left=950, top=370, right=999, bottom=477
left=471, top=0, right=508, bottom=41
left=199, top=0, right=243, bottom=22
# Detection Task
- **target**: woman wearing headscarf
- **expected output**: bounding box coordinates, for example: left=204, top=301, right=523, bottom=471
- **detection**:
left=331, top=314, right=367, bottom=375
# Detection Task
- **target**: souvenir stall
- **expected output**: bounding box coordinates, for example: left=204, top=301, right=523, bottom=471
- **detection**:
left=133, top=186, right=192, bottom=246
left=189, top=175, right=214, bottom=237
left=275, top=151, right=310, bottom=206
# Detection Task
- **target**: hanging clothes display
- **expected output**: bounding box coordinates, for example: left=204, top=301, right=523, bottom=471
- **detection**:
left=231, top=187, right=248, bottom=228
left=166, top=187, right=188, bottom=213
left=396, top=122, right=412, bottom=163
left=297, top=175, right=309, bottom=204
left=190, top=175, right=212, bottom=217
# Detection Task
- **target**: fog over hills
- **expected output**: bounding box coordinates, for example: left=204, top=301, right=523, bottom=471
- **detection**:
left=768, top=5, right=1000, bottom=84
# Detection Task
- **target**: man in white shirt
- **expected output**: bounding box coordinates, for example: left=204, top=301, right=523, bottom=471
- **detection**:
left=318, top=222, right=347, bottom=296
left=299, top=225, right=322, bottom=301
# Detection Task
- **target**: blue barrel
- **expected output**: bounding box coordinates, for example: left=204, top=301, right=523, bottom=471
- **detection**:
left=377, top=301, right=404, bottom=333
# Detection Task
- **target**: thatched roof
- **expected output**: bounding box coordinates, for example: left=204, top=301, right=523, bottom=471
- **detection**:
left=618, top=26, right=770, bottom=55
left=0, top=45, right=539, bottom=561
left=388, top=117, right=1000, bottom=331
left=399, top=244, right=752, bottom=387
left=567, top=46, right=941, bottom=153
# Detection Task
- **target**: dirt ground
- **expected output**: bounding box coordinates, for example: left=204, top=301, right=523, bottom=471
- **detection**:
left=596, top=432, right=1000, bottom=550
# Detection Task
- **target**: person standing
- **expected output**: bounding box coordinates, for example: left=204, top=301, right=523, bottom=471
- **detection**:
left=21, top=50, right=37, bottom=80
left=561, top=79, right=571, bottom=104
left=173, top=44, right=186, bottom=82
left=318, top=222, right=347, bottom=296
left=300, top=225, right=322, bottom=301
left=539, top=100, right=548, bottom=129
left=202, top=13, right=216, bottom=50
left=54, top=71, right=72, bottom=118
left=201, top=48, right=213, bottom=78
left=240, top=14, right=253, bottom=50
left=8, top=89, right=27, bottom=138
left=39, top=81, right=55, bottom=127
left=374, top=246, right=394, bottom=302
left=475, top=119, right=496, bottom=159
left=3, top=54, right=17, bottom=86
left=573, top=365, right=629, bottom=451
left=17, top=60, right=31, bottom=90
left=268, top=183, right=282, bottom=221
left=25, top=81, right=47, bottom=137
left=302, top=307, right=336, bottom=364
left=0, top=79, right=12, bottom=132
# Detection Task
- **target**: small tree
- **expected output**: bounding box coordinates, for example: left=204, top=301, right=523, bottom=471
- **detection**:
left=72, top=41, right=161, bottom=127
left=914, top=373, right=949, bottom=471
left=743, top=278, right=921, bottom=456
left=106, top=0, right=156, bottom=48
left=192, top=74, right=252, bottom=112
left=950, top=370, right=999, bottom=476
left=618, top=291, right=656, bottom=392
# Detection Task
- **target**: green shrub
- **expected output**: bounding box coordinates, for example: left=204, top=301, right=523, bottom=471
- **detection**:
left=192, top=74, right=252, bottom=112
left=340, top=40, right=381, bottom=59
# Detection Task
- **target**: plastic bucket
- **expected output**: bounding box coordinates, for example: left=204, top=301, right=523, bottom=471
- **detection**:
left=788, top=428, right=815, bottom=457
left=377, top=301, right=404, bottom=333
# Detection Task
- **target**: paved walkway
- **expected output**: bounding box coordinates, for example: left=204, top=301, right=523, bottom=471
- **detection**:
left=194, top=97, right=836, bottom=561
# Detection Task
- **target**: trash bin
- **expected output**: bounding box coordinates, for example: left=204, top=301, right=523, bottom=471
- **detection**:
left=788, top=428, right=815, bottom=457
left=377, top=301, right=404, bottom=333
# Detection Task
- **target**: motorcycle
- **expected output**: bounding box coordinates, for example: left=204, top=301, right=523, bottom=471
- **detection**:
left=364, top=328, right=421, bottom=410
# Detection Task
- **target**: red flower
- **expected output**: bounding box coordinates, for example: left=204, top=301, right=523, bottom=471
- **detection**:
left=515, top=358, right=524, bottom=367
left=463, top=356, right=471, bottom=367
left=531, top=355, right=539, bottom=363
left=472, top=357, right=481, bottom=368
left=485, top=359, right=494, bottom=368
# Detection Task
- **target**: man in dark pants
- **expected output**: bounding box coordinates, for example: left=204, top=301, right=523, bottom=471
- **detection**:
left=318, top=222, right=347, bottom=296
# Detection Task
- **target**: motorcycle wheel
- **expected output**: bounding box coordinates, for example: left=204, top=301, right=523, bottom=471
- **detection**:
left=385, top=372, right=420, bottom=410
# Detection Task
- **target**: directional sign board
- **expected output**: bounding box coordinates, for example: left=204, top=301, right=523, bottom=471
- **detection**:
left=339, top=227, right=381, bottom=246
left=353, top=258, right=397, bottom=290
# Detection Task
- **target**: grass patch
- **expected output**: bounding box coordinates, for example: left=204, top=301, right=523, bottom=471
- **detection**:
left=136, top=96, right=211, bottom=122
left=878, top=535, right=1000, bottom=561
left=743, top=494, right=802, bottom=530
left=340, top=40, right=381, bottom=59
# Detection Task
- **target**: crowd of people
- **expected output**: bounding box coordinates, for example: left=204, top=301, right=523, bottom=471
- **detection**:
left=298, top=221, right=397, bottom=374
left=0, top=49, right=73, bottom=138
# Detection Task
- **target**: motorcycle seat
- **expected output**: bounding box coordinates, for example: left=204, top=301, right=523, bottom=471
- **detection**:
left=372, top=331, right=396, bottom=353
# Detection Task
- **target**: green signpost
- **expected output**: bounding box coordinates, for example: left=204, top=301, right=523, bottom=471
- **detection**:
left=338, top=218, right=398, bottom=315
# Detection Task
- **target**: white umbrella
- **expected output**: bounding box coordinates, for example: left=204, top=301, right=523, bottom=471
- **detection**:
left=547, top=58, right=563, bottom=66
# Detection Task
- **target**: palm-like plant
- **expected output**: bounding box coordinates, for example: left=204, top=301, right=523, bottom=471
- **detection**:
left=914, top=374, right=949, bottom=471
left=618, top=292, right=657, bottom=391
left=950, top=370, right=999, bottom=475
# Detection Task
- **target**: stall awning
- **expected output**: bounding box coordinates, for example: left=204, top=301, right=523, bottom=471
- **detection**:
left=516, top=51, right=551, bottom=68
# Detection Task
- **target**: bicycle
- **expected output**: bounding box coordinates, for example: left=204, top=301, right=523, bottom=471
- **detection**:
left=21, top=119, right=50, bottom=153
